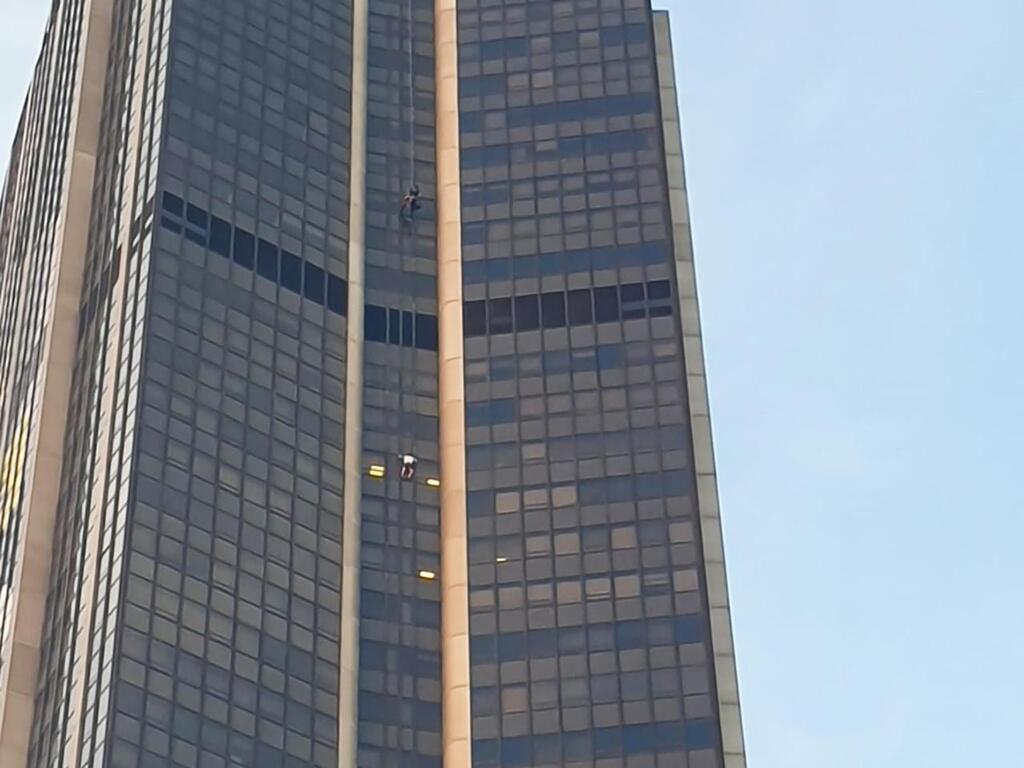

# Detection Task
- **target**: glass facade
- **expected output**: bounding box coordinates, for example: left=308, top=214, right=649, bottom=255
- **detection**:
left=456, top=0, right=725, bottom=766
left=357, top=0, right=443, bottom=765
left=102, top=0, right=355, bottom=765
left=31, top=1, right=173, bottom=761
left=0, top=0, right=89, bottom=685
left=1, top=0, right=744, bottom=766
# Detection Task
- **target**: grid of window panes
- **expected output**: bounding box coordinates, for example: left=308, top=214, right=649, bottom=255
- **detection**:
left=29, top=0, right=175, bottom=765
left=95, top=0, right=354, bottom=766
left=27, top=0, right=114, bottom=756
left=358, top=0, right=443, bottom=764
left=0, top=0, right=85, bottom=691
left=84, top=3, right=175, bottom=763
left=457, top=0, right=725, bottom=766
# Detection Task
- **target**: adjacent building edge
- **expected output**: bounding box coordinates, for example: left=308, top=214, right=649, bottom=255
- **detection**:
left=0, top=1, right=114, bottom=765
left=653, top=12, right=747, bottom=768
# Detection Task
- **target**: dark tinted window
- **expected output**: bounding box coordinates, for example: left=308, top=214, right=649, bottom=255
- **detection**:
left=568, top=289, right=593, bottom=326
left=540, top=292, right=566, bottom=328
left=304, top=263, right=325, bottom=304
left=280, top=250, right=301, bottom=292
left=647, top=279, right=671, bottom=300
left=514, top=294, right=539, bottom=331
left=401, top=311, right=414, bottom=347
left=647, top=279, right=674, bottom=317
left=209, top=217, right=231, bottom=257
left=488, top=297, right=513, bottom=334
left=256, top=239, right=279, bottom=281
left=162, top=192, right=183, bottom=216
left=232, top=229, right=255, bottom=269
left=186, top=204, right=207, bottom=228
left=327, top=275, right=347, bottom=314
left=415, top=313, right=438, bottom=350
left=593, top=286, right=619, bottom=322
left=388, top=308, right=401, bottom=344
left=365, top=305, right=387, bottom=342
left=464, top=301, right=487, bottom=337
left=621, top=282, right=646, bottom=319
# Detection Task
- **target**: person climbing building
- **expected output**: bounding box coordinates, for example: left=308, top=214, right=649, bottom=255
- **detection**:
left=400, top=1, right=419, bottom=224
left=399, top=454, right=418, bottom=481
left=400, top=184, right=421, bottom=220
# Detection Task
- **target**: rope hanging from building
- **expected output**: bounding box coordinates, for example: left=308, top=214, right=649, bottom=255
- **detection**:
left=400, top=0, right=421, bottom=220
left=408, top=0, right=415, bottom=185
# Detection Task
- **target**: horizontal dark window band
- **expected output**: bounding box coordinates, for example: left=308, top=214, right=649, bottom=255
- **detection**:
left=463, top=279, right=674, bottom=338
left=160, top=193, right=438, bottom=351
left=364, top=304, right=438, bottom=351
left=161, top=191, right=348, bottom=314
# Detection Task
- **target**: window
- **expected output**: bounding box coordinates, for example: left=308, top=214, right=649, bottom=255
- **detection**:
left=280, top=250, right=301, bottom=292
left=540, top=291, right=566, bottom=328
left=186, top=203, right=207, bottom=228
left=620, top=282, right=645, bottom=319
left=593, top=285, right=619, bottom=322
left=488, top=297, right=513, bottom=334
left=415, top=313, right=438, bottom=351
left=233, top=229, right=255, bottom=269
left=401, top=311, right=414, bottom=347
left=303, top=262, right=325, bottom=303
left=567, top=289, right=593, bottom=325
left=327, top=275, right=346, bottom=314
left=365, top=305, right=387, bottom=342
left=647, top=279, right=671, bottom=300
left=647, top=278, right=673, bottom=317
left=162, top=191, right=184, bottom=216
left=209, top=216, right=232, bottom=257
left=464, top=301, right=487, bottom=336
left=388, top=308, right=401, bottom=344
left=257, top=239, right=279, bottom=281
left=514, top=294, right=539, bottom=331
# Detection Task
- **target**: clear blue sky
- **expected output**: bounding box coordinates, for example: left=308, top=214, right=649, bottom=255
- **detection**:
left=1, top=1, right=1021, bottom=766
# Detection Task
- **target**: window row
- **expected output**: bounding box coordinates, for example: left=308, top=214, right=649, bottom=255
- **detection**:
left=458, top=94, right=656, bottom=133
left=460, top=130, right=651, bottom=169
left=160, top=192, right=347, bottom=313
left=461, top=170, right=650, bottom=206
left=464, top=280, right=673, bottom=338
left=469, top=617, right=705, bottom=664
left=460, top=24, right=652, bottom=65
left=364, top=305, right=439, bottom=351
left=160, top=193, right=440, bottom=351
left=461, top=241, right=670, bottom=282
left=471, top=720, right=715, bottom=767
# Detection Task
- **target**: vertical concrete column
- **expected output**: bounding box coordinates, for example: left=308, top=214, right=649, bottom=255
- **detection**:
left=0, top=1, right=114, bottom=765
left=339, top=0, right=369, bottom=759
left=653, top=12, right=748, bottom=768
left=434, top=0, right=472, bottom=764
left=62, top=0, right=143, bottom=762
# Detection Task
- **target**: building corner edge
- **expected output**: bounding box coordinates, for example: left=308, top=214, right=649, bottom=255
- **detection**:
left=653, top=11, right=748, bottom=768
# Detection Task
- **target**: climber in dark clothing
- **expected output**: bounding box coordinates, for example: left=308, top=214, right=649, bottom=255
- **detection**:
left=400, top=184, right=421, bottom=220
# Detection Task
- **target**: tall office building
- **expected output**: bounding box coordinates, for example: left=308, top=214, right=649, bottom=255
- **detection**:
left=0, top=0, right=745, bottom=766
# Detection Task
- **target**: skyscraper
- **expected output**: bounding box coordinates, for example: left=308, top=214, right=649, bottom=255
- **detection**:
left=0, top=0, right=745, bottom=766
